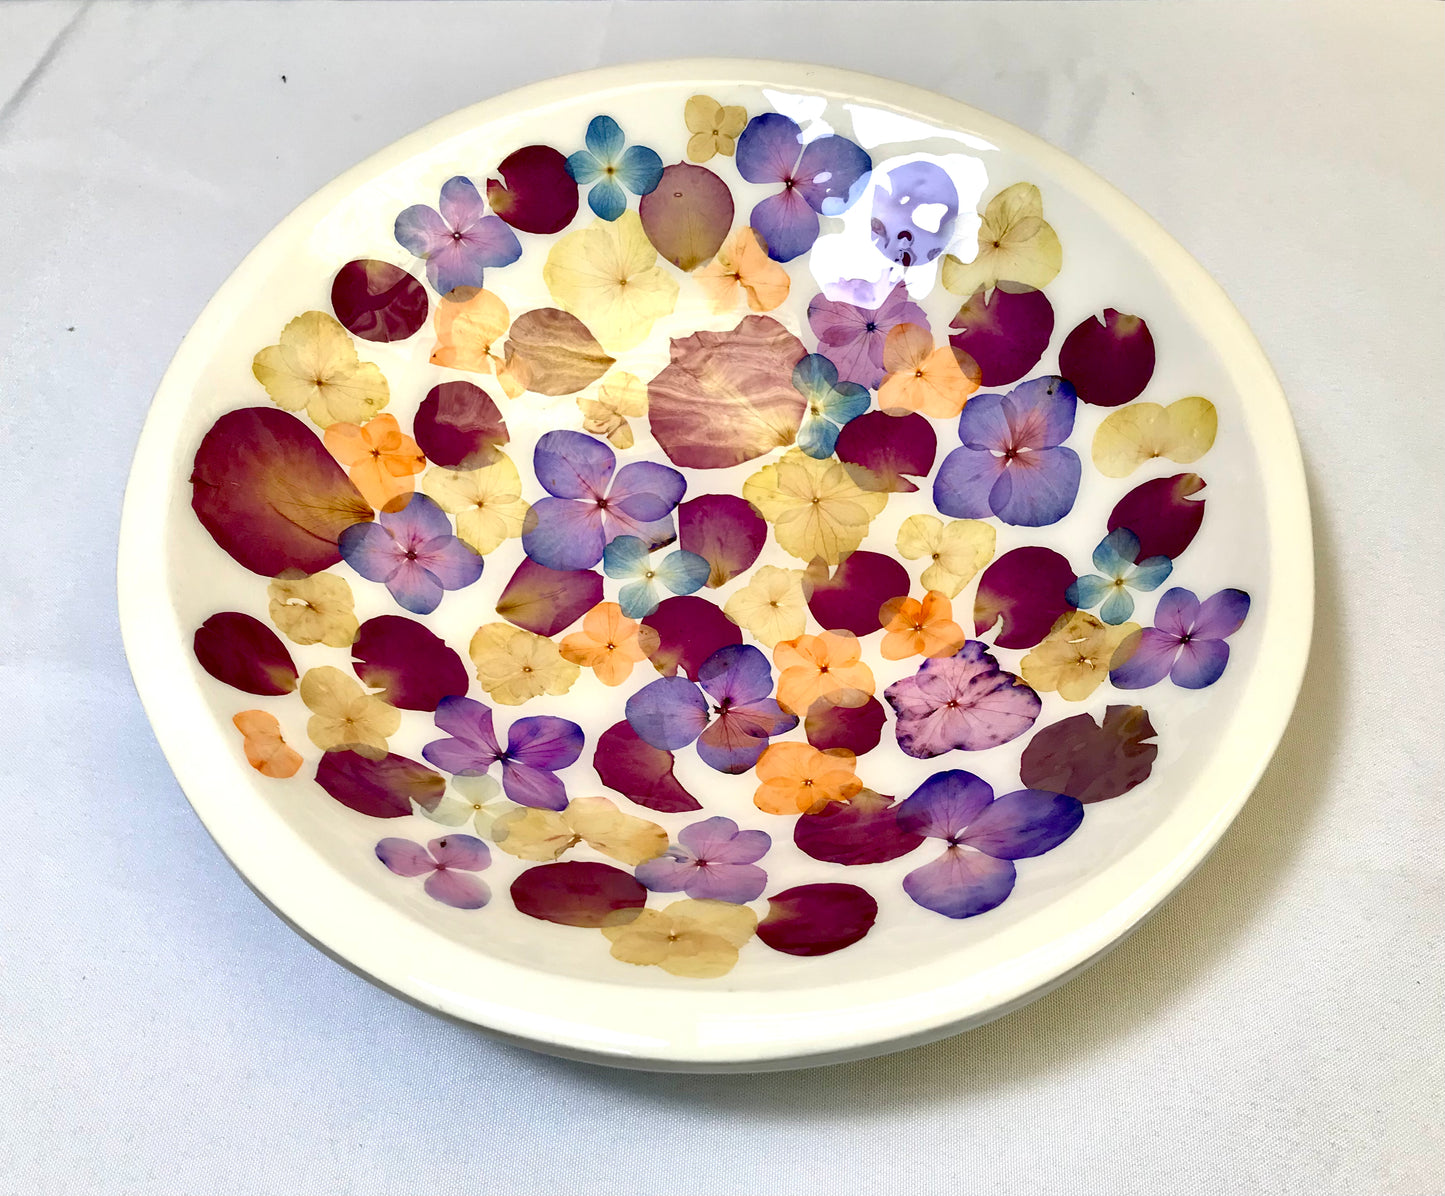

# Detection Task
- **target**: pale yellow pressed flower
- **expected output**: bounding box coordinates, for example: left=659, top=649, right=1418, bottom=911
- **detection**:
left=492, top=795, right=667, bottom=866
left=683, top=94, right=748, bottom=163
left=492, top=807, right=578, bottom=861
left=298, top=665, right=400, bottom=756
left=420, top=455, right=532, bottom=556
left=722, top=565, right=811, bottom=649
left=416, top=774, right=511, bottom=837
left=941, top=181, right=1062, bottom=297
left=1021, top=612, right=1141, bottom=701
left=267, top=572, right=359, bottom=647
left=542, top=212, right=679, bottom=353
left=468, top=622, right=579, bottom=706
left=1091, top=396, right=1218, bottom=478
left=742, top=448, right=889, bottom=565
left=577, top=371, right=648, bottom=449
left=602, top=899, right=758, bottom=979
left=252, top=311, right=390, bottom=428
left=895, top=514, right=995, bottom=598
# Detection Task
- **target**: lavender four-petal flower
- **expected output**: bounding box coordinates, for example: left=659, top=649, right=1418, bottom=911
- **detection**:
left=1110, top=587, right=1250, bottom=690
left=338, top=493, right=482, bottom=615
left=422, top=695, right=584, bottom=810
left=375, top=834, right=492, bottom=909
left=895, top=770, right=1082, bottom=919
left=394, top=175, right=522, bottom=295
left=933, top=375, right=1082, bottom=527
left=806, top=282, right=929, bottom=389
left=634, top=816, right=771, bottom=903
left=521, top=430, right=685, bottom=571
left=625, top=643, right=798, bottom=773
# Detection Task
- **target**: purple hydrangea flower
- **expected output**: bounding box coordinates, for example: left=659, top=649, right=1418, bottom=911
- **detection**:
left=422, top=695, right=584, bottom=810
left=375, top=834, right=491, bottom=909
left=734, top=112, right=871, bottom=261
left=338, top=492, right=483, bottom=615
left=625, top=643, right=798, bottom=773
left=1110, top=587, right=1250, bottom=690
left=883, top=641, right=1042, bottom=759
left=634, top=816, right=771, bottom=903
left=896, top=770, right=1082, bottom=918
left=521, top=430, right=685, bottom=571
left=933, top=376, right=1082, bottom=527
left=394, top=175, right=522, bottom=295
left=806, top=282, right=929, bottom=389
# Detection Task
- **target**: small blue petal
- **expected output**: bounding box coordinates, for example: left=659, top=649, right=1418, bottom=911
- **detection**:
left=565, top=150, right=603, bottom=186
left=796, top=414, right=841, bottom=459
left=587, top=177, right=628, bottom=221
left=615, top=144, right=664, bottom=196
left=823, top=381, right=872, bottom=424
left=1098, top=586, right=1136, bottom=625
left=1093, top=527, right=1140, bottom=576
left=792, top=352, right=840, bottom=399
left=618, top=577, right=661, bottom=619
left=602, top=534, right=652, bottom=580
left=1066, top=574, right=1114, bottom=611
left=1128, top=555, right=1174, bottom=592
left=585, top=114, right=626, bottom=164
left=655, top=550, right=710, bottom=596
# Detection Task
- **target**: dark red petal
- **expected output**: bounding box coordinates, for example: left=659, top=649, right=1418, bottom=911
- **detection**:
left=350, top=615, right=469, bottom=711
left=973, top=546, right=1076, bottom=649
left=807, top=550, right=911, bottom=637
left=486, top=145, right=579, bottom=235
left=315, top=750, right=445, bottom=818
left=593, top=720, right=703, bottom=813
left=677, top=494, right=768, bottom=588
left=510, top=861, right=647, bottom=927
left=331, top=259, right=429, bottom=342
left=413, top=381, right=508, bottom=469
left=835, top=411, right=937, bottom=493
left=947, top=282, right=1054, bottom=387
left=190, top=407, right=372, bottom=577
left=494, top=557, right=602, bottom=637
left=803, top=695, right=887, bottom=755
left=756, top=883, right=879, bottom=956
left=193, top=612, right=298, bottom=695
left=793, top=790, right=925, bottom=866
left=1108, top=473, right=1206, bottom=560
left=1020, top=705, right=1159, bottom=803
left=638, top=162, right=734, bottom=271
left=642, top=596, right=742, bottom=680
left=1059, top=309, right=1156, bottom=407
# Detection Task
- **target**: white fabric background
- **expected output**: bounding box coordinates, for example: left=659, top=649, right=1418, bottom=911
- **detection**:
left=1, top=2, right=1441, bottom=1193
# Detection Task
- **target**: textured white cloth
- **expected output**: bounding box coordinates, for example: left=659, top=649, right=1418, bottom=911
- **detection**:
left=1, top=2, right=1441, bottom=1193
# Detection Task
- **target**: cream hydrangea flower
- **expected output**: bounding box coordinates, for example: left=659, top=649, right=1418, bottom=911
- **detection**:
left=267, top=572, right=358, bottom=647
left=941, top=182, right=1062, bottom=297
left=468, top=622, right=579, bottom=706
left=252, top=311, right=389, bottom=428
left=298, top=665, right=399, bottom=756
left=602, top=899, right=758, bottom=979
left=421, top=455, right=532, bottom=556
left=722, top=565, right=811, bottom=648
left=1091, top=396, right=1218, bottom=478
left=896, top=514, right=995, bottom=597
left=577, top=371, right=648, bottom=449
left=683, top=94, right=748, bottom=163
left=415, top=774, right=511, bottom=837
left=742, top=449, right=888, bottom=565
left=491, top=796, right=667, bottom=865
left=1021, top=611, right=1140, bottom=701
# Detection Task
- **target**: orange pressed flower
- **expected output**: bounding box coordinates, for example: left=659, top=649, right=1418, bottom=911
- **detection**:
left=695, top=226, right=791, bottom=313
left=773, top=630, right=874, bottom=715
left=876, top=322, right=980, bottom=419
left=879, top=590, right=968, bottom=661
left=753, top=742, right=862, bottom=815
left=231, top=710, right=302, bottom=779
left=559, top=602, right=661, bottom=687
left=323, top=414, right=426, bottom=509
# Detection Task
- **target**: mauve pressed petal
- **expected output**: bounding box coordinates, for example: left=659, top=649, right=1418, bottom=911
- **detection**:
left=1003, top=376, right=1077, bottom=449
left=414, top=381, right=508, bottom=470
left=534, top=430, right=615, bottom=499
left=676, top=815, right=743, bottom=858
left=1108, top=627, right=1181, bottom=689
left=903, top=846, right=1016, bottom=919
left=678, top=495, right=767, bottom=588
left=352, top=616, right=468, bottom=712
left=794, top=134, right=871, bottom=213
left=793, top=790, right=925, bottom=867
left=625, top=676, right=711, bottom=750
left=735, top=112, right=803, bottom=184
left=510, top=861, right=647, bottom=927
left=896, top=769, right=996, bottom=840
left=438, top=176, right=489, bottom=230
left=421, top=736, right=495, bottom=777
left=987, top=445, right=1081, bottom=527
left=495, top=558, right=602, bottom=637
left=423, top=868, right=491, bottom=909
left=803, top=695, right=886, bottom=755
left=961, top=789, right=1083, bottom=859
left=522, top=497, right=606, bottom=571
left=705, top=822, right=771, bottom=865
left=428, top=833, right=490, bottom=870
left=885, top=643, right=1041, bottom=757
left=339, top=521, right=404, bottom=583
left=1019, top=705, right=1158, bottom=805
left=594, top=721, right=703, bottom=813
left=947, top=283, right=1053, bottom=387
left=331, top=259, right=428, bottom=343
left=384, top=558, right=444, bottom=615
left=318, top=751, right=445, bottom=818
left=415, top=535, right=483, bottom=590
left=687, top=862, right=768, bottom=904
left=1170, top=638, right=1231, bottom=689
left=934, top=445, right=1007, bottom=520
left=506, top=715, right=585, bottom=770
left=433, top=695, right=503, bottom=756
left=608, top=460, right=687, bottom=521
left=1153, top=587, right=1202, bottom=639
left=639, top=163, right=733, bottom=271
left=486, top=145, right=579, bottom=235
left=375, top=838, right=436, bottom=877
left=697, top=643, right=776, bottom=706
left=806, top=550, right=911, bottom=637
left=696, top=711, right=774, bottom=773
left=1192, top=588, right=1251, bottom=640
left=499, top=759, right=570, bottom=810
left=749, top=187, right=820, bottom=263
left=425, top=238, right=487, bottom=296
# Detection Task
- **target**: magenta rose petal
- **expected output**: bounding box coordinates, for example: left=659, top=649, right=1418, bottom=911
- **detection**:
left=350, top=615, right=469, bottom=711
left=1019, top=705, right=1159, bottom=803
left=193, top=612, right=298, bottom=695
left=316, top=751, right=446, bottom=818
left=835, top=411, right=937, bottom=493
left=331, top=259, right=429, bottom=343
left=793, top=790, right=925, bottom=866
left=947, top=282, right=1054, bottom=387
left=973, top=547, right=1076, bottom=649
left=757, top=883, right=879, bottom=956
left=1059, top=309, right=1156, bottom=407
left=638, top=163, right=734, bottom=271
left=191, top=407, right=372, bottom=577
left=494, top=557, right=602, bottom=637
left=593, top=721, right=703, bottom=813
left=1108, top=473, right=1207, bottom=560
left=413, top=381, right=509, bottom=469
left=510, top=861, right=647, bottom=927
left=806, top=550, right=911, bottom=637
left=803, top=695, right=887, bottom=755
left=642, top=596, right=742, bottom=679
left=677, top=495, right=768, bottom=588
left=486, top=145, right=579, bottom=234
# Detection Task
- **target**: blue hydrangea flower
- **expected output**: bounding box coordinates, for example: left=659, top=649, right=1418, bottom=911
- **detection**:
left=565, top=115, right=664, bottom=221
left=793, top=353, right=871, bottom=458
left=603, top=535, right=710, bottom=618
left=1066, top=528, right=1173, bottom=624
